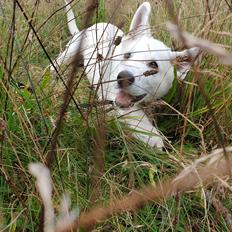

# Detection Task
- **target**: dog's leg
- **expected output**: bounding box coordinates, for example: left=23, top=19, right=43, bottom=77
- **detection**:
left=117, top=106, right=164, bottom=149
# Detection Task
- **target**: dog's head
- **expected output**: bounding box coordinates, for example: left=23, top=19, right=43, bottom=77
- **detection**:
left=114, top=2, right=200, bottom=108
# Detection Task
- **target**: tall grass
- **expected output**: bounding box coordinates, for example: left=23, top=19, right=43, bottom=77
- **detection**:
left=0, top=0, right=232, bottom=231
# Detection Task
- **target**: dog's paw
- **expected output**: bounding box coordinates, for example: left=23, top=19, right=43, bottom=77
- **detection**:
left=149, top=136, right=164, bottom=150
left=136, top=133, right=164, bottom=150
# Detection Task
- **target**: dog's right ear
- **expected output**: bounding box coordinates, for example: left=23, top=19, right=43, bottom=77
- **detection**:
left=128, top=2, right=151, bottom=38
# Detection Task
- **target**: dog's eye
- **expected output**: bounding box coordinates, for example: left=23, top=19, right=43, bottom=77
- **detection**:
left=148, top=61, right=158, bottom=70
left=124, top=52, right=131, bottom=59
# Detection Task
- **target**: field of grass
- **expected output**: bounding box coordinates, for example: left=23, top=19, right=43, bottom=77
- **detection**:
left=0, top=0, right=232, bottom=231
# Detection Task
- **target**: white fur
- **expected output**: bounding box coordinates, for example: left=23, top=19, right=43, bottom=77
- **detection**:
left=64, top=0, right=79, bottom=35
left=51, top=2, right=199, bottom=149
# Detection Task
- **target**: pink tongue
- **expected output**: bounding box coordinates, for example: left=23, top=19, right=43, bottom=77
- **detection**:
left=115, top=90, right=134, bottom=108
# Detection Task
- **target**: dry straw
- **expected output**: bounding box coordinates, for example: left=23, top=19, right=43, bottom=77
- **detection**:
left=167, top=22, right=232, bottom=66
left=29, top=147, right=232, bottom=232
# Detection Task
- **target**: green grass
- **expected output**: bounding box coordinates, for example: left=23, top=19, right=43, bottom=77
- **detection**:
left=0, top=0, right=232, bottom=231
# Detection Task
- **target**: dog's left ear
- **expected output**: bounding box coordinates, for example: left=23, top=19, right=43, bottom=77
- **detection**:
left=170, top=47, right=200, bottom=80
left=128, top=2, right=151, bottom=37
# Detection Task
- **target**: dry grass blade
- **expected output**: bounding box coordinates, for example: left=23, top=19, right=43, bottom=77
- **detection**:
left=39, top=0, right=97, bottom=230
left=29, top=163, right=54, bottom=232
left=167, top=22, right=232, bottom=65
left=29, top=163, right=80, bottom=232
left=210, top=195, right=232, bottom=231
left=54, top=147, right=232, bottom=232
left=45, top=0, right=97, bottom=168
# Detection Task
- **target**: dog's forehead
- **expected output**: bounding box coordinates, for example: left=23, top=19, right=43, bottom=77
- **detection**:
left=122, top=36, right=171, bottom=59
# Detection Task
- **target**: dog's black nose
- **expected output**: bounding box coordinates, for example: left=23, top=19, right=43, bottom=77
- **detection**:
left=117, top=71, right=135, bottom=88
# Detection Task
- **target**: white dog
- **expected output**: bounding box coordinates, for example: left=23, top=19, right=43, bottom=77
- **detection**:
left=51, top=1, right=199, bottom=149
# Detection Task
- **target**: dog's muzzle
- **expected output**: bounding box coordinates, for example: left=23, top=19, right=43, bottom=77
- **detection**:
left=115, top=90, right=147, bottom=108
left=115, top=70, right=147, bottom=108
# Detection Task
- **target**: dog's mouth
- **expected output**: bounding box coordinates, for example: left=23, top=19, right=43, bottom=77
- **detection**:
left=115, top=90, right=147, bottom=108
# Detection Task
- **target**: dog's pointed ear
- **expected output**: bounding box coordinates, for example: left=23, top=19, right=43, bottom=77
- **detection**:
left=128, top=2, right=151, bottom=37
left=170, top=47, right=200, bottom=80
